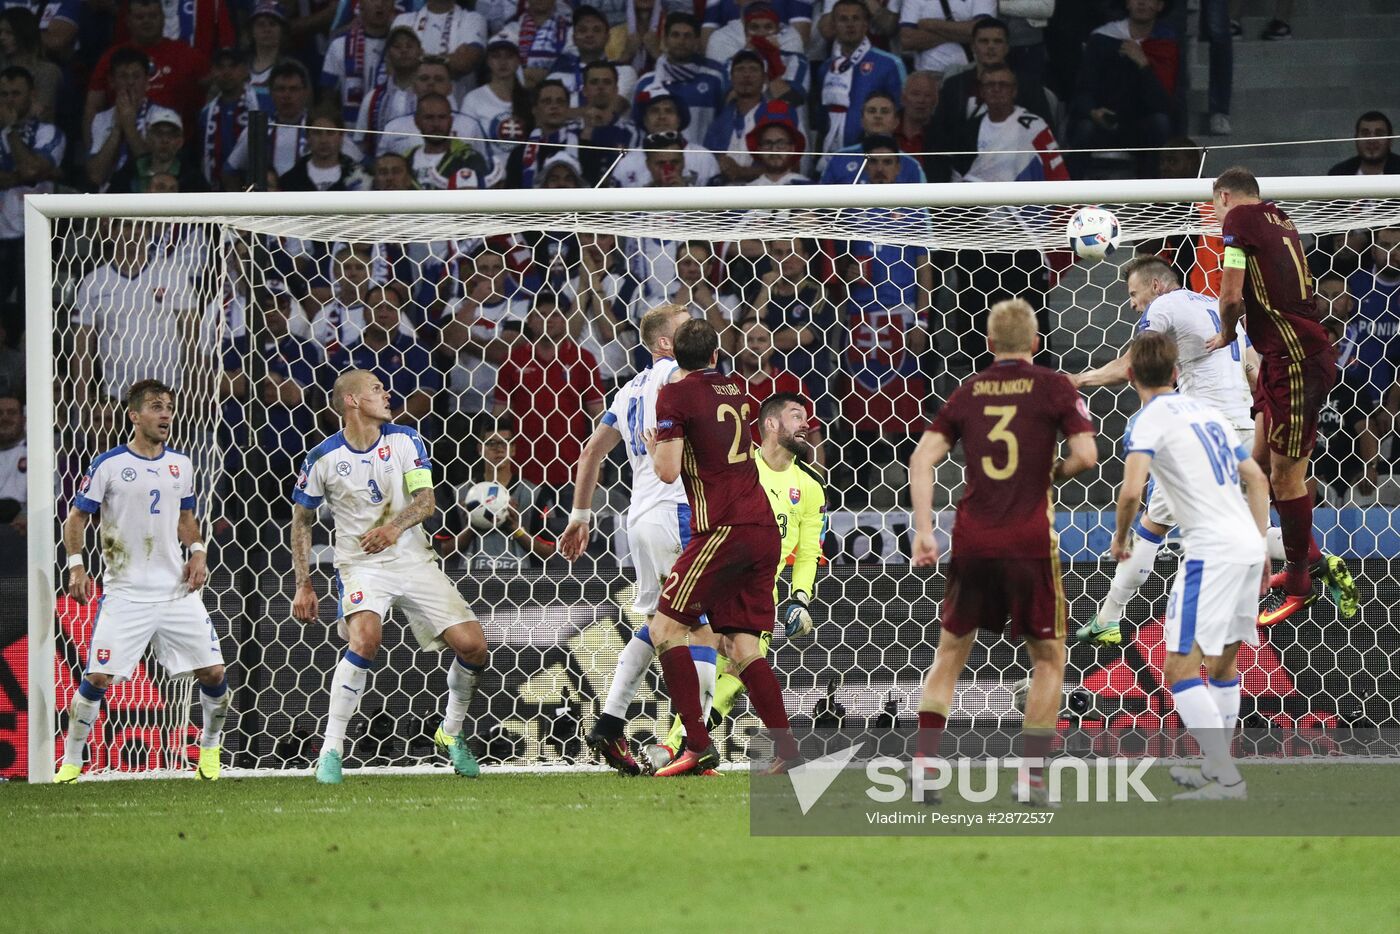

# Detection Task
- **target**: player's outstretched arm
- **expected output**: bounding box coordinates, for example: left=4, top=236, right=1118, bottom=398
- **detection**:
left=360, top=486, right=435, bottom=554
left=907, top=429, right=952, bottom=567
left=1072, top=352, right=1131, bottom=389
left=62, top=507, right=93, bottom=604
left=291, top=504, right=318, bottom=623
left=560, top=422, right=623, bottom=561
left=177, top=508, right=208, bottom=592
left=1110, top=450, right=1151, bottom=560
left=1053, top=432, right=1099, bottom=483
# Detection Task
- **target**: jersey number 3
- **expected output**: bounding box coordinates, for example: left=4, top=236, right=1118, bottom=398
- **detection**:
left=981, top=406, right=1019, bottom=480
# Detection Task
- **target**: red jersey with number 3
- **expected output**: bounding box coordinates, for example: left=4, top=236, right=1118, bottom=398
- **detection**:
left=928, top=360, right=1095, bottom=559
left=1221, top=200, right=1331, bottom=363
left=655, top=369, right=777, bottom=534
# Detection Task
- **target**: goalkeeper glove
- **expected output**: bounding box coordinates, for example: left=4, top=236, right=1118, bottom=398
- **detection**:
left=783, top=591, right=814, bottom=639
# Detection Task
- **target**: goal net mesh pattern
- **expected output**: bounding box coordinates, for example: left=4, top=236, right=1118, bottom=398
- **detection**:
left=41, top=189, right=1400, bottom=776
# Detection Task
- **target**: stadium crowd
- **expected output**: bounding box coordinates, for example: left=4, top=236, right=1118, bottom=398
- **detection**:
left=3, top=0, right=1399, bottom=573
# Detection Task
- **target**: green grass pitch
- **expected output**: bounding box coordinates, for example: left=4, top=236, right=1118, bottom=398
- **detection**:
left=2, top=771, right=1396, bottom=933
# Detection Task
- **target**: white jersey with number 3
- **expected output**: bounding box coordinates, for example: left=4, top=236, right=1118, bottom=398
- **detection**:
left=602, top=358, right=687, bottom=527
left=293, top=425, right=436, bottom=568
left=1124, top=393, right=1262, bottom=561
left=1136, top=288, right=1252, bottom=430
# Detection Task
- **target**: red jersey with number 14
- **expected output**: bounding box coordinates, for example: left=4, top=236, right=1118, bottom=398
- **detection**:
left=928, top=360, right=1095, bottom=559
left=655, top=369, right=777, bottom=535
left=1221, top=200, right=1331, bottom=363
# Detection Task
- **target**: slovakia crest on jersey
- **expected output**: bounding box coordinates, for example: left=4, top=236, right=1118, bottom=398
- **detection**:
left=789, top=487, right=801, bottom=505
left=349, top=591, right=364, bottom=605
left=96, top=648, right=111, bottom=664
left=169, top=464, right=180, bottom=478
left=378, top=445, right=391, bottom=461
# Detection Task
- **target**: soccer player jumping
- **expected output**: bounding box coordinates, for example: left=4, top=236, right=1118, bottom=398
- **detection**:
left=1205, top=168, right=1358, bottom=625
left=908, top=299, right=1097, bottom=807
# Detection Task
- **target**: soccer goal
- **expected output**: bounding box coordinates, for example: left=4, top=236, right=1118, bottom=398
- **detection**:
left=24, top=175, right=1400, bottom=782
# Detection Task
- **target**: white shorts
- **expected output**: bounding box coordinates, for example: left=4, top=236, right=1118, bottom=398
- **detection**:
left=627, top=504, right=689, bottom=617
left=1146, top=427, right=1255, bottom=529
left=1164, top=557, right=1262, bottom=657
left=86, top=592, right=224, bottom=682
left=336, top=555, right=476, bottom=651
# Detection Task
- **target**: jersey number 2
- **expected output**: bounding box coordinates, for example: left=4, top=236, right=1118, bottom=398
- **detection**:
left=148, top=489, right=161, bottom=514
left=981, top=406, right=1019, bottom=480
left=717, top=403, right=752, bottom=464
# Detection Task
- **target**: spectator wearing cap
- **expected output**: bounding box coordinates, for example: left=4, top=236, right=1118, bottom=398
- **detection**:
left=392, top=0, right=486, bottom=89
left=109, top=110, right=206, bottom=192
left=86, top=48, right=183, bottom=190
left=632, top=12, right=726, bottom=147
left=706, top=0, right=805, bottom=65
left=746, top=101, right=808, bottom=186
left=225, top=61, right=316, bottom=187
left=403, top=92, right=491, bottom=189
left=893, top=70, right=937, bottom=156
left=497, top=0, right=574, bottom=87
left=816, top=0, right=905, bottom=157
left=355, top=26, right=422, bottom=158
left=0, top=9, right=61, bottom=121
left=320, top=0, right=396, bottom=125
left=279, top=111, right=372, bottom=191
left=84, top=0, right=210, bottom=139
left=608, top=0, right=664, bottom=76
left=820, top=95, right=925, bottom=183
left=899, top=0, right=994, bottom=77
left=0, top=64, right=63, bottom=334
left=574, top=61, right=641, bottom=180
left=549, top=6, right=639, bottom=104
left=1329, top=111, right=1400, bottom=177
left=704, top=49, right=801, bottom=185
left=463, top=37, right=532, bottom=144
left=703, top=0, right=812, bottom=47
left=502, top=79, right=581, bottom=188
left=610, top=91, right=719, bottom=187
left=380, top=57, right=492, bottom=161
left=197, top=49, right=254, bottom=189
left=245, top=0, right=294, bottom=112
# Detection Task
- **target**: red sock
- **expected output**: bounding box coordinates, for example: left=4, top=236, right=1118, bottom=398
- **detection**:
left=1023, top=730, right=1054, bottom=784
left=1275, top=493, right=1316, bottom=594
left=1307, top=534, right=1322, bottom=566
left=738, top=657, right=798, bottom=759
left=917, top=710, right=946, bottom=758
left=658, top=646, right=711, bottom=752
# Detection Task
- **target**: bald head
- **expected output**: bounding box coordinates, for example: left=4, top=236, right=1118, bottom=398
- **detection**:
left=331, top=369, right=376, bottom=416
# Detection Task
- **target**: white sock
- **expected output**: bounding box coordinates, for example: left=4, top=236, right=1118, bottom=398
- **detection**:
left=1100, top=522, right=1163, bottom=622
left=1208, top=676, right=1242, bottom=732
left=691, top=645, right=718, bottom=724
left=63, top=683, right=105, bottom=767
left=1265, top=526, right=1286, bottom=562
left=198, top=679, right=231, bottom=749
left=602, top=631, right=655, bottom=720
left=324, top=651, right=372, bottom=757
left=1171, top=677, right=1242, bottom=785
left=441, top=659, right=482, bottom=736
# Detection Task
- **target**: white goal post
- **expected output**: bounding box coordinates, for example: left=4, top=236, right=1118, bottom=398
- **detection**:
left=25, top=175, right=1400, bottom=783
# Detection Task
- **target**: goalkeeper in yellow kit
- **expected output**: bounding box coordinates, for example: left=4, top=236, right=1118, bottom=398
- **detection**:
left=647, top=391, right=826, bottom=769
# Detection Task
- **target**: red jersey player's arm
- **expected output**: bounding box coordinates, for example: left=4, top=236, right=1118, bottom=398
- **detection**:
left=1208, top=214, right=1251, bottom=351
left=907, top=429, right=953, bottom=566
left=1054, top=432, right=1098, bottom=482
left=652, top=436, right=682, bottom=484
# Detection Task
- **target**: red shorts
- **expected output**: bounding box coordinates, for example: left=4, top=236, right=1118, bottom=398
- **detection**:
left=657, top=523, right=783, bottom=634
left=1256, top=350, right=1336, bottom=459
left=941, top=557, right=1066, bottom=642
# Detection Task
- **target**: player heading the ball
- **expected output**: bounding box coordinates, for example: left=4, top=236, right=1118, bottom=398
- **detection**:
left=908, top=298, right=1097, bottom=808
left=1206, top=167, right=1357, bottom=625
left=1114, top=332, right=1270, bottom=801
left=646, top=318, right=796, bottom=777
left=291, top=369, right=490, bottom=784
left=57, top=380, right=230, bottom=783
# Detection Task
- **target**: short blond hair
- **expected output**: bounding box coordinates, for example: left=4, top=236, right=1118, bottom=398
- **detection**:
left=330, top=369, right=375, bottom=417
left=987, top=298, right=1037, bottom=354
left=639, top=303, right=691, bottom=352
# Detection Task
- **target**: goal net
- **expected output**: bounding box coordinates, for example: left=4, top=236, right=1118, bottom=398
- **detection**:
left=24, top=176, right=1400, bottom=780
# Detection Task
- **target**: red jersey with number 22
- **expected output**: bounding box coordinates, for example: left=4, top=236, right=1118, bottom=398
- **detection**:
left=655, top=369, right=777, bottom=535
left=928, top=359, right=1095, bottom=559
left=1221, top=200, right=1331, bottom=363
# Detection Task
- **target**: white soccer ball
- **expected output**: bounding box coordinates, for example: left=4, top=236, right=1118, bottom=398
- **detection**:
left=462, top=482, right=511, bottom=531
left=1066, top=206, right=1121, bottom=261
